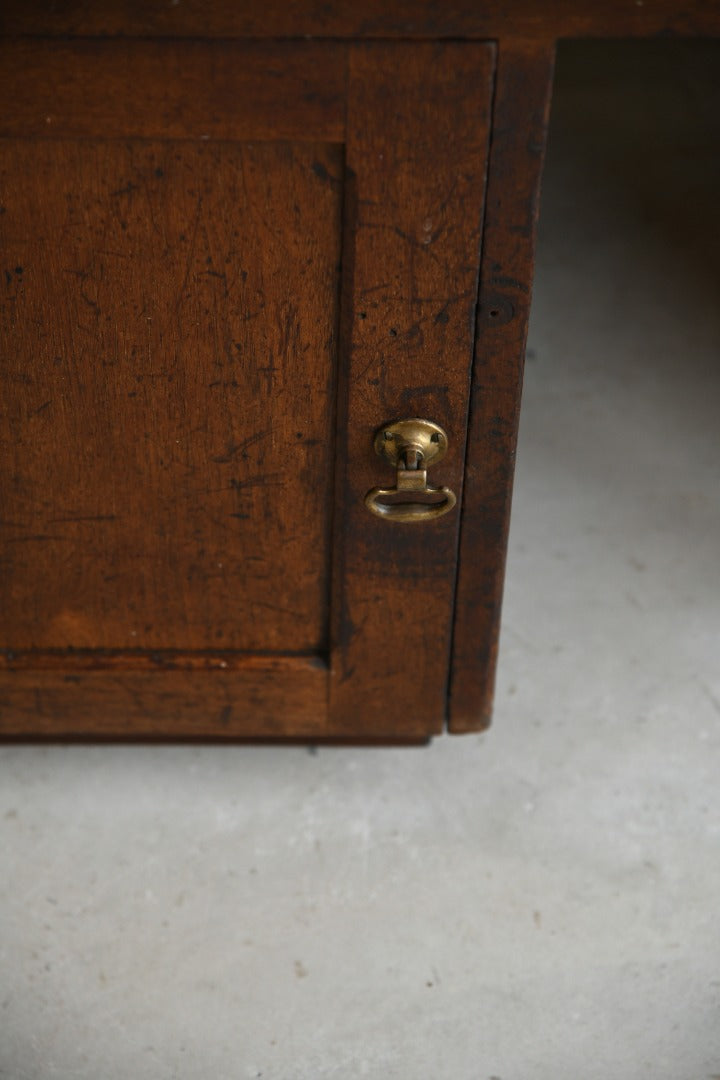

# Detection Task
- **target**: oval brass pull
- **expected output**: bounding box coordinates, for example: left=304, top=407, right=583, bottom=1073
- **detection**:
left=364, top=419, right=457, bottom=523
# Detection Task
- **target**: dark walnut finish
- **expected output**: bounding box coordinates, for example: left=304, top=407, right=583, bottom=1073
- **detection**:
left=1, top=4, right=715, bottom=740
left=0, top=42, right=348, bottom=737
left=0, top=34, right=494, bottom=739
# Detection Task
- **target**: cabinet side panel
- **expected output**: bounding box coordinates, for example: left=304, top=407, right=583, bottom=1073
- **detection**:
left=329, top=43, right=494, bottom=737
left=449, top=41, right=555, bottom=732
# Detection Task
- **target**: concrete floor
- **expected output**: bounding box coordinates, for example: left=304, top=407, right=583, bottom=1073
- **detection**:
left=1, top=41, right=719, bottom=1080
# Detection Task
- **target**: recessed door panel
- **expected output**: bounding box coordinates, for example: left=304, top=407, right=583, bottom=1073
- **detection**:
left=0, top=140, right=342, bottom=652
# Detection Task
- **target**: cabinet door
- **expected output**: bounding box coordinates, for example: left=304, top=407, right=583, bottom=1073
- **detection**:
left=0, top=39, right=494, bottom=739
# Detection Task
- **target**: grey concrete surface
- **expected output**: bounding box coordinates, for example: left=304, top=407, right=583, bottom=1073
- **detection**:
left=1, top=41, right=719, bottom=1080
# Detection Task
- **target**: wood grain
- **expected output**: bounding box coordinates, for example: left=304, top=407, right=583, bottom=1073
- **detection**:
left=0, top=138, right=342, bottom=652
left=328, top=43, right=494, bottom=737
left=0, top=40, right=346, bottom=143
left=0, top=652, right=328, bottom=738
left=3, top=1, right=719, bottom=38
left=449, top=41, right=556, bottom=733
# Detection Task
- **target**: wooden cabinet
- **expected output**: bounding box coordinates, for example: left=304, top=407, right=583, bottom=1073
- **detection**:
left=0, top=37, right=498, bottom=739
left=2, top=4, right=715, bottom=740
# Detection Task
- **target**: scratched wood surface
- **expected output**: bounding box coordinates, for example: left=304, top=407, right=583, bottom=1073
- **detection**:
left=0, top=29, right=555, bottom=739
left=449, top=42, right=557, bottom=732
left=0, top=138, right=342, bottom=652
left=328, top=43, right=494, bottom=736
left=3, top=0, right=719, bottom=38
left=0, top=40, right=345, bottom=144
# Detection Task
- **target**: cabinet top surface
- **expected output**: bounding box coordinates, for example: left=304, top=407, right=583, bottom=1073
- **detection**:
left=2, top=0, right=720, bottom=40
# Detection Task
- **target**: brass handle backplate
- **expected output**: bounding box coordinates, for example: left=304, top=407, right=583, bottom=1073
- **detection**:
left=364, top=418, right=457, bottom=523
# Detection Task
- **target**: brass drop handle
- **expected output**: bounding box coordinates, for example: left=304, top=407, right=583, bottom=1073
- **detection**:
left=364, top=419, right=457, bottom=523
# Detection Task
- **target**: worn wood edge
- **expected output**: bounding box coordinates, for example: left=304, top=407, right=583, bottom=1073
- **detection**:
left=448, top=40, right=556, bottom=734
left=0, top=39, right=346, bottom=142
left=0, top=653, right=328, bottom=738
left=3, top=2, right=720, bottom=39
